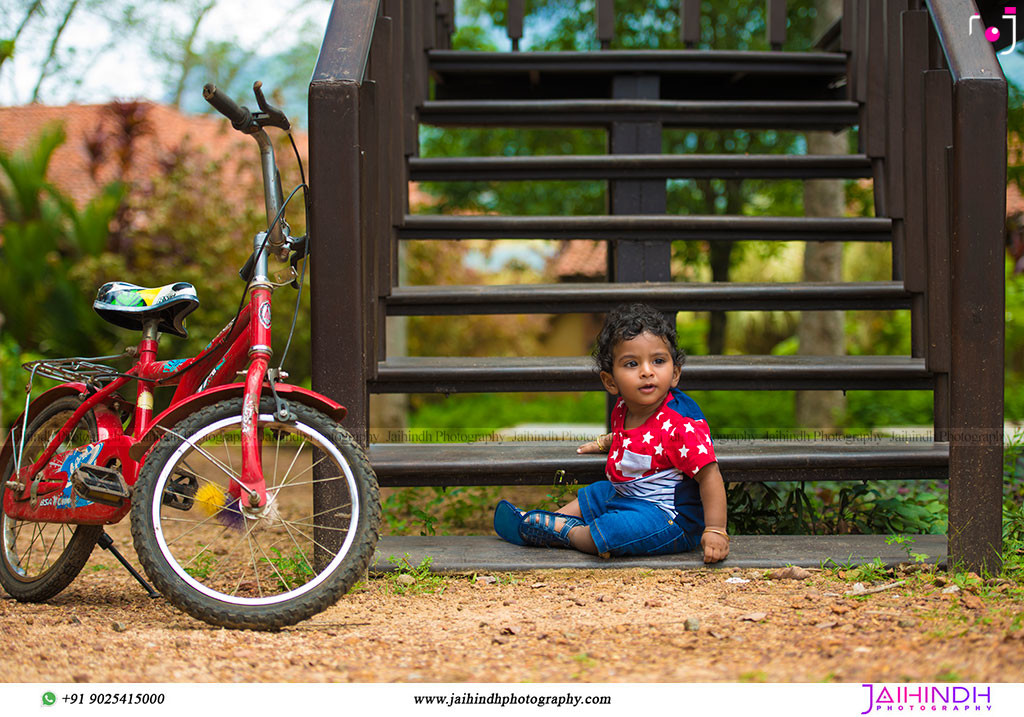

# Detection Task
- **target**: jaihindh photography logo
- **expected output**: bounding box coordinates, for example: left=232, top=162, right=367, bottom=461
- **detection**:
left=859, top=684, right=993, bottom=713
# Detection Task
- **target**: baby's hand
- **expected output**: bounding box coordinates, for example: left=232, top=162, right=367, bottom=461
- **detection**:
left=701, top=530, right=730, bottom=564
left=577, top=434, right=611, bottom=454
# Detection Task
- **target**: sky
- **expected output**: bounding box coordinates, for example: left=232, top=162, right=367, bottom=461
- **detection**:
left=2, top=2, right=1022, bottom=116
left=0, top=0, right=332, bottom=108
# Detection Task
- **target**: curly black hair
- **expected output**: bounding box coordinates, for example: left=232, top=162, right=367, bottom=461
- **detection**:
left=592, top=303, right=686, bottom=374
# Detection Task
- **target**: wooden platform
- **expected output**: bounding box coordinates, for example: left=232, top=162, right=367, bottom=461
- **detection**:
left=369, top=534, right=948, bottom=573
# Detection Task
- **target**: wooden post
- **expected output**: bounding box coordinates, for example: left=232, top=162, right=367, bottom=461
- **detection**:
left=596, top=0, right=614, bottom=49
left=947, top=75, right=1006, bottom=574
left=922, top=70, right=952, bottom=442
left=608, top=75, right=668, bottom=284
left=310, top=82, right=369, bottom=446
left=508, top=0, right=524, bottom=51
left=767, top=0, right=787, bottom=50
left=680, top=0, right=700, bottom=47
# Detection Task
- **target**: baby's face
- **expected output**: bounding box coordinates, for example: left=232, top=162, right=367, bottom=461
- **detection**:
left=600, top=332, right=681, bottom=417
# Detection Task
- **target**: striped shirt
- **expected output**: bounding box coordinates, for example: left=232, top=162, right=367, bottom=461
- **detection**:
left=605, top=389, right=717, bottom=517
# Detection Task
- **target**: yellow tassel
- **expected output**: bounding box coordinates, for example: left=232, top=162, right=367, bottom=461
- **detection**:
left=194, top=483, right=226, bottom=517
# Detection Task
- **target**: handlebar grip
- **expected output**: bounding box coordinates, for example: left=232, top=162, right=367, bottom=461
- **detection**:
left=202, top=83, right=253, bottom=132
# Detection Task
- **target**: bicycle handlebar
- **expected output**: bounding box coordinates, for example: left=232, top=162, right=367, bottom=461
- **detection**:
left=203, top=83, right=254, bottom=132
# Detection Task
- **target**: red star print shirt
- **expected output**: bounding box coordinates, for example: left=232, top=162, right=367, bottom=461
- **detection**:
left=605, top=388, right=717, bottom=517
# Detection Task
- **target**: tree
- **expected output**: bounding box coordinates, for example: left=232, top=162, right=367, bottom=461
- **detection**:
left=0, top=0, right=329, bottom=112
left=795, top=0, right=846, bottom=430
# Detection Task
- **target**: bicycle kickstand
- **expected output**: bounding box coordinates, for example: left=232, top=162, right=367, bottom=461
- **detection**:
left=98, top=532, right=161, bottom=599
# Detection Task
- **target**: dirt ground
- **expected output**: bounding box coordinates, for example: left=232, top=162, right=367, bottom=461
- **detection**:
left=3, top=524, right=1024, bottom=684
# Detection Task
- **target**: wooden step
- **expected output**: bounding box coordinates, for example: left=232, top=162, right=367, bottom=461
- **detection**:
left=428, top=49, right=848, bottom=76
left=408, top=154, right=872, bottom=182
left=428, top=50, right=848, bottom=102
left=385, top=281, right=911, bottom=316
left=373, top=535, right=948, bottom=571
left=371, top=355, right=931, bottom=394
left=369, top=440, right=949, bottom=487
left=419, top=99, right=859, bottom=129
left=399, top=215, right=891, bottom=242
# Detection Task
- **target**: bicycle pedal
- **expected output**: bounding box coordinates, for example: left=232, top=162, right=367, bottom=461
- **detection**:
left=72, top=464, right=130, bottom=507
left=162, top=470, right=199, bottom=511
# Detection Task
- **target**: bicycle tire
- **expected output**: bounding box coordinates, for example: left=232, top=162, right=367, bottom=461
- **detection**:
left=0, top=397, right=103, bottom=601
left=130, top=397, right=381, bottom=630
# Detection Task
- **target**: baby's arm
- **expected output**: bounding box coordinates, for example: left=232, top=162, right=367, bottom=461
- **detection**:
left=577, top=433, right=612, bottom=454
left=694, top=462, right=729, bottom=564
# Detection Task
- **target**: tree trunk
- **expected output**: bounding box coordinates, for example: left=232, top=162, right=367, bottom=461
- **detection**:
left=796, top=0, right=846, bottom=430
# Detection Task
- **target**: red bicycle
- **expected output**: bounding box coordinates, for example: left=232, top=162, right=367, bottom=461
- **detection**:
left=0, top=83, right=381, bottom=630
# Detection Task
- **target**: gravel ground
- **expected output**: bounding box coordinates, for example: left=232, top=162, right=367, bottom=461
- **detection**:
left=2, top=526, right=1023, bottom=684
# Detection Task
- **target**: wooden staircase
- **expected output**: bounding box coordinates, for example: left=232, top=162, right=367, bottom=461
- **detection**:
left=307, top=0, right=1006, bottom=571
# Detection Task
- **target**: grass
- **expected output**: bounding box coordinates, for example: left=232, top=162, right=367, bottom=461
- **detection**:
left=739, top=669, right=768, bottom=683
left=383, top=553, right=447, bottom=595
left=262, top=548, right=314, bottom=591
left=183, top=550, right=216, bottom=580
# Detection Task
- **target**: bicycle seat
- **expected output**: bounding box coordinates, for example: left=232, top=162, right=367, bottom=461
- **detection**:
left=94, top=281, right=199, bottom=338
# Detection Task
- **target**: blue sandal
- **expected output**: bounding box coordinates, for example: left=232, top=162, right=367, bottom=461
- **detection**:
left=493, top=500, right=527, bottom=545
left=518, top=509, right=585, bottom=548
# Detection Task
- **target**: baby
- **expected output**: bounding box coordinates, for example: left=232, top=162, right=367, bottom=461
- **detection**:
left=494, top=303, right=729, bottom=563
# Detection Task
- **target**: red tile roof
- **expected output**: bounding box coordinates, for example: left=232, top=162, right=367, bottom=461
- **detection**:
left=0, top=102, right=270, bottom=208
left=0, top=101, right=434, bottom=213
left=553, top=240, right=607, bottom=280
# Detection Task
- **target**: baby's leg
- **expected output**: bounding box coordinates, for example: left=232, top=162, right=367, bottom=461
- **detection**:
left=554, top=500, right=599, bottom=553
left=522, top=505, right=598, bottom=554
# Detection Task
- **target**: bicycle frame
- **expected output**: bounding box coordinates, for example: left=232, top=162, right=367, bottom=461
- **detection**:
left=4, top=282, right=273, bottom=526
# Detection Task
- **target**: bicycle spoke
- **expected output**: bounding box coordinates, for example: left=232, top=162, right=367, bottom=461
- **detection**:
left=277, top=438, right=307, bottom=490
left=160, top=426, right=239, bottom=480
left=280, top=519, right=312, bottom=582
left=251, top=534, right=294, bottom=592
left=269, top=473, right=346, bottom=490
left=279, top=520, right=351, bottom=534
left=277, top=453, right=331, bottom=492
left=273, top=431, right=281, bottom=487
left=39, top=524, right=62, bottom=572
left=163, top=502, right=243, bottom=547
left=19, top=522, right=43, bottom=574
left=273, top=520, right=340, bottom=560
left=290, top=503, right=354, bottom=524
left=179, top=457, right=229, bottom=490
left=244, top=530, right=264, bottom=598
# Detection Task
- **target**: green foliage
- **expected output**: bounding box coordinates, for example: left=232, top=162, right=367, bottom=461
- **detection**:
left=261, top=547, right=314, bottom=591
left=538, top=468, right=579, bottom=512
left=408, top=392, right=604, bottom=433
left=0, top=122, right=126, bottom=358
left=382, top=487, right=443, bottom=536
left=183, top=550, right=216, bottom=580
left=383, top=554, right=446, bottom=595
left=1004, top=430, right=1024, bottom=561
left=886, top=534, right=930, bottom=564
left=1005, top=260, right=1024, bottom=422
left=727, top=480, right=948, bottom=536
left=382, top=485, right=502, bottom=537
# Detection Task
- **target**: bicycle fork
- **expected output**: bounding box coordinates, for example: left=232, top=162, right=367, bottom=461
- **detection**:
left=235, top=232, right=276, bottom=509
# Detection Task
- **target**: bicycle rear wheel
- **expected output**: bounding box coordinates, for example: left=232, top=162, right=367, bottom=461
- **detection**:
left=130, top=397, right=380, bottom=630
left=0, top=397, right=102, bottom=601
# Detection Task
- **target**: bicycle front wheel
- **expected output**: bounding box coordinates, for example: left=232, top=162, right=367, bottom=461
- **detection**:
left=130, top=398, right=380, bottom=630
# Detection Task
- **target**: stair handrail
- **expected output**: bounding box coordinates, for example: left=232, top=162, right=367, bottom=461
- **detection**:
left=926, top=0, right=1005, bottom=82
left=312, top=0, right=380, bottom=84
